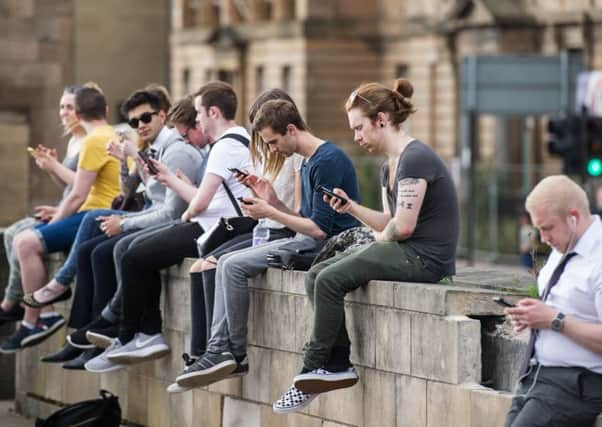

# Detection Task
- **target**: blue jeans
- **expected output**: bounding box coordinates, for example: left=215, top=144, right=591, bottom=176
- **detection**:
left=53, top=209, right=125, bottom=286
left=34, top=211, right=89, bottom=253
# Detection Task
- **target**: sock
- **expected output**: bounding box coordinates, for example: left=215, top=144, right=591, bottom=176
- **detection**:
left=234, top=353, right=246, bottom=364
left=40, top=311, right=59, bottom=319
left=22, top=320, right=35, bottom=329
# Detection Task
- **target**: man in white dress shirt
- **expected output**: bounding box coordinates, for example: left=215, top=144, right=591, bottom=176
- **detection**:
left=505, top=175, right=602, bottom=427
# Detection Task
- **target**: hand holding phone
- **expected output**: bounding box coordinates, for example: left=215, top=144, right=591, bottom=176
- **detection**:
left=138, top=150, right=159, bottom=175
left=238, top=196, right=253, bottom=205
left=27, top=147, right=38, bottom=158
left=228, top=167, right=249, bottom=178
left=493, top=297, right=516, bottom=308
left=317, top=185, right=348, bottom=205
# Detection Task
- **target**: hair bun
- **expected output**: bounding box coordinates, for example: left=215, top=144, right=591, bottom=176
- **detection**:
left=394, top=79, right=413, bottom=99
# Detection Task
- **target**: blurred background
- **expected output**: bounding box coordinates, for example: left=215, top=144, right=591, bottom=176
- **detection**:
left=3, top=0, right=602, bottom=266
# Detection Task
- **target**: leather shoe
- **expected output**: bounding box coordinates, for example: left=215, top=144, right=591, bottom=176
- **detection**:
left=0, top=304, right=24, bottom=323
left=63, top=348, right=103, bottom=370
left=40, top=342, right=82, bottom=363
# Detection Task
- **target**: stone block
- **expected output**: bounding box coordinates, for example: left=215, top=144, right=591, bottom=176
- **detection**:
left=346, top=303, right=376, bottom=367
left=126, top=373, right=148, bottom=425
left=375, top=307, right=411, bottom=374
left=99, top=370, right=129, bottom=411
left=250, top=290, right=297, bottom=351
left=260, top=404, right=322, bottom=427
left=162, top=273, right=190, bottom=333
left=346, top=280, right=396, bottom=307
left=468, top=385, right=513, bottom=427
left=223, top=397, right=261, bottom=427
left=308, top=367, right=364, bottom=425
left=169, top=388, right=193, bottom=427
left=397, top=375, right=427, bottom=427
left=206, top=375, right=243, bottom=397
left=394, top=282, right=448, bottom=315
left=364, top=368, right=396, bottom=427
left=44, top=363, right=64, bottom=402
left=426, top=381, right=472, bottom=427
left=294, top=294, right=313, bottom=352
left=146, top=377, right=170, bottom=427
left=192, top=389, right=222, bottom=427
left=411, top=314, right=481, bottom=384
left=62, top=371, right=101, bottom=404
left=162, top=329, right=187, bottom=383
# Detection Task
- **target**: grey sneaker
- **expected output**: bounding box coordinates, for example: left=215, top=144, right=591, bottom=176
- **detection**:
left=106, top=332, right=169, bottom=364
left=293, top=367, right=359, bottom=394
left=273, top=385, right=316, bottom=414
left=84, top=339, right=125, bottom=373
left=176, top=351, right=237, bottom=388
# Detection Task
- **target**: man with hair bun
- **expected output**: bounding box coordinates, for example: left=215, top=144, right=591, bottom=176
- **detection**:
left=273, top=79, right=459, bottom=414
left=505, top=175, right=602, bottom=427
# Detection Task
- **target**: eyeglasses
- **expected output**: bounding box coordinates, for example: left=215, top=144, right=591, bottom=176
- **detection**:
left=128, top=111, right=159, bottom=129
left=348, top=89, right=374, bottom=107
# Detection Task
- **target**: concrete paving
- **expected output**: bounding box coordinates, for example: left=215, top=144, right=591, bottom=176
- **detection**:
left=0, top=401, right=32, bottom=427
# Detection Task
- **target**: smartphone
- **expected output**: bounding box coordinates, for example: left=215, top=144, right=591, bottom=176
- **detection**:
left=228, top=167, right=249, bottom=178
left=317, top=185, right=348, bottom=205
left=237, top=196, right=253, bottom=205
left=27, top=147, right=38, bottom=158
left=138, top=150, right=158, bottom=175
left=492, top=297, right=516, bottom=308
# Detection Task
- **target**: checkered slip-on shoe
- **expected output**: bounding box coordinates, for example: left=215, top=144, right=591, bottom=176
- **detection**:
left=273, top=385, right=316, bottom=414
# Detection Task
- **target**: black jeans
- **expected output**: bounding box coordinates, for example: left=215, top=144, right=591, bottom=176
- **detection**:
left=505, top=365, right=602, bottom=427
left=68, top=233, right=123, bottom=329
left=119, top=221, right=203, bottom=343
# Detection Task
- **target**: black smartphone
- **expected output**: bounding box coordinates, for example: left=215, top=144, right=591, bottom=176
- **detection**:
left=317, top=185, right=348, bottom=205
left=492, top=297, right=516, bottom=308
left=138, top=150, right=158, bottom=175
left=237, top=196, right=253, bottom=205
left=228, top=167, right=249, bottom=178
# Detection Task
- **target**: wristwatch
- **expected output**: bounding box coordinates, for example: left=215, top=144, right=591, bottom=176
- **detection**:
left=551, top=311, right=565, bottom=332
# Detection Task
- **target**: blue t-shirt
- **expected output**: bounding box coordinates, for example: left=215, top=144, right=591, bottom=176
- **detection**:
left=299, top=141, right=360, bottom=237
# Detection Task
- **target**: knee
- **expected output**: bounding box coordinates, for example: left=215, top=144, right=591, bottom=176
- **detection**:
left=200, top=257, right=217, bottom=272
left=189, top=258, right=204, bottom=273
left=14, top=231, right=41, bottom=258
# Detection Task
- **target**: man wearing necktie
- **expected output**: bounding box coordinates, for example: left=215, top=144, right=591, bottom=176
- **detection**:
left=505, top=175, right=602, bottom=427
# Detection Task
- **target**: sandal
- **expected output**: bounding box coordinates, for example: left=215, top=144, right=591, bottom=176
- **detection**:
left=22, top=286, right=72, bottom=308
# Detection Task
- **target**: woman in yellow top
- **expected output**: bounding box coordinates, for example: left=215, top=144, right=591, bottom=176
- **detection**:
left=0, top=86, right=121, bottom=353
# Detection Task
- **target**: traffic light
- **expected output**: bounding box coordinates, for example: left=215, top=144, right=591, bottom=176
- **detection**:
left=547, top=115, right=583, bottom=175
left=586, top=117, right=602, bottom=177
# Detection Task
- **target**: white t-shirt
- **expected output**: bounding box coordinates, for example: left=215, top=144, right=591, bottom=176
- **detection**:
left=191, top=126, right=254, bottom=231
left=535, top=215, right=602, bottom=374
left=264, top=153, right=303, bottom=229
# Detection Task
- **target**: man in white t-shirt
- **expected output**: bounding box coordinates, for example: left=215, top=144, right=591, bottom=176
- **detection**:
left=505, top=175, right=602, bottom=427
left=88, top=82, right=254, bottom=370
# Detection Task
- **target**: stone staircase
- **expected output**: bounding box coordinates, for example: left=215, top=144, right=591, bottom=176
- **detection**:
left=13, top=258, right=535, bottom=427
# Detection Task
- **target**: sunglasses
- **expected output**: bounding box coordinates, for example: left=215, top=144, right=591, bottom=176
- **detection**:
left=128, top=111, right=159, bottom=129
left=348, top=89, right=374, bottom=107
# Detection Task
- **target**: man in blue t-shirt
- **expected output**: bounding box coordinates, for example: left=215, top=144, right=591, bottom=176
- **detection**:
left=171, top=99, right=360, bottom=391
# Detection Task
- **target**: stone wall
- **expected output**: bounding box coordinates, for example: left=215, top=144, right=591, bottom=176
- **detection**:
left=12, top=257, right=540, bottom=427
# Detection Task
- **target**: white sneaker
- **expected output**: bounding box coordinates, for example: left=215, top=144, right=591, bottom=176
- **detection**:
left=84, top=339, right=125, bottom=373
left=106, top=332, right=169, bottom=364
left=167, top=382, right=192, bottom=394
left=273, top=385, right=316, bottom=414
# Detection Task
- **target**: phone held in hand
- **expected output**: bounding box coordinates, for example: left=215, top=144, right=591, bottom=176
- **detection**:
left=27, top=147, right=38, bottom=158
left=228, top=167, right=249, bottom=178
left=492, top=297, right=516, bottom=308
left=237, top=196, right=253, bottom=205
left=317, top=185, right=348, bottom=205
left=138, top=150, right=158, bottom=175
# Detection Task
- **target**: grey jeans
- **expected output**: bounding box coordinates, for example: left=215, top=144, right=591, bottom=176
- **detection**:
left=207, top=234, right=316, bottom=356
left=2, top=217, right=41, bottom=301
left=101, top=221, right=177, bottom=322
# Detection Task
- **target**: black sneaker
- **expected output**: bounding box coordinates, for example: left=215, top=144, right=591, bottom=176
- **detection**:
left=67, top=316, right=113, bottom=349
left=227, top=355, right=249, bottom=379
left=0, top=315, right=65, bottom=353
left=0, top=304, right=24, bottom=323
left=0, top=324, right=35, bottom=353
left=41, top=342, right=83, bottom=363
left=62, top=348, right=103, bottom=370
left=86, top=324, right=119, bottom=349
left=175, top=351, right=237, bottom=388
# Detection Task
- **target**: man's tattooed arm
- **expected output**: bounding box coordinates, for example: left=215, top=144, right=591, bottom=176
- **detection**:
left=376, top=177, right=427, bottom=242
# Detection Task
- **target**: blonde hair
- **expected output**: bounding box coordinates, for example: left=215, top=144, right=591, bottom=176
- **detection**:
left=525, top=175, right=590, bottom=217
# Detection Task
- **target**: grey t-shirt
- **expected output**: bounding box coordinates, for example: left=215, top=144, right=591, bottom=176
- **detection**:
left=380, top=140, right=459, bottom=276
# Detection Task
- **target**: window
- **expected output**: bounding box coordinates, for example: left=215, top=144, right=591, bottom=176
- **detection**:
left=182, top=68, right=191, bottom=94
left=396, top=63, right=409, bottom=79
left=255, top=65, right=265, bottom=94
left=281, top=65, right=291, bottom=93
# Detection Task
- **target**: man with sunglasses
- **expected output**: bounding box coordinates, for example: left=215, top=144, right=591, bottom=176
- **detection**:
left=20, top=91, right=203, bottom=364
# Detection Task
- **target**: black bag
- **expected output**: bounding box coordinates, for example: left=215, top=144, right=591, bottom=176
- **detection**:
left=266, top=238, right=325, bottom=271
left=35, top=389, right=121, bottom=427
left=110, top=191, right=145, bottom=212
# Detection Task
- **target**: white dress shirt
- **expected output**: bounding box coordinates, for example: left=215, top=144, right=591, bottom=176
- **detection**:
left=535, top=215, right=602, bottom=373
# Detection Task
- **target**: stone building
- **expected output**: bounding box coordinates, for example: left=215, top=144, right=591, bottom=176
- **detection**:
left=0, top=0, right=168, bottom=224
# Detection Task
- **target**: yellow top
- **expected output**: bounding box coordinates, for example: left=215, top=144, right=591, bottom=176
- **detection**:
left=78, top=125, right=121, bottom=211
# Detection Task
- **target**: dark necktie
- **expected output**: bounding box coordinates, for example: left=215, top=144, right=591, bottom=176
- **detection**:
left=518, top=252, right=577, bottom=376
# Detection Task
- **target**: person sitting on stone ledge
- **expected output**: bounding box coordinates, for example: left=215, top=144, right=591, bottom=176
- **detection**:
left=170, top=97, right=361, bottom=394
left=0, top=85, right=86, bottom=329
left=273, top=79, right=460, bottom=414
left=504, top=175, right=602, bottom=427
left=0, top=86, right=121, bottom=353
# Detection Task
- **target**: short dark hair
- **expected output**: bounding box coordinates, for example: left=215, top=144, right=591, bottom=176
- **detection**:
left=120, top=90, right=163, bottom=117
left=75, top=87, right=107, bottom=121
left=252, top=99, right=307, bottom=136
left=194, top=81, right=237, bottom=120
left=167, top=96, right=196, bottom=128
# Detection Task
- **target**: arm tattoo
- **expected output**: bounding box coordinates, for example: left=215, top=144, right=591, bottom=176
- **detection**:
left=397, top=178, right=420, bottom=207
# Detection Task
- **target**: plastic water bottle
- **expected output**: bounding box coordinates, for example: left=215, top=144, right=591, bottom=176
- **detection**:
left=252, top=219, right=270, bottom=247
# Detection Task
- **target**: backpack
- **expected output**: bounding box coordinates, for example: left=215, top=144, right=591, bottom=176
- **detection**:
left=35, top=389, right=121, bottom=427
